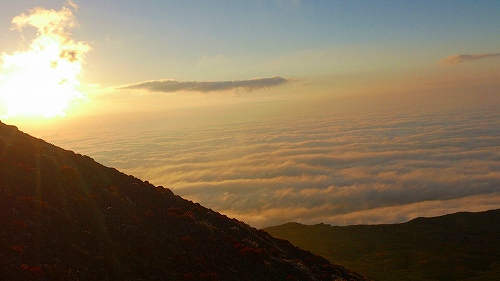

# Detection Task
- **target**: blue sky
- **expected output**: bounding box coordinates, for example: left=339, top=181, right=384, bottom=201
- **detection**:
left=2, top=0, right=499, bottom=87
left=87, top=0, right=499, bottom=84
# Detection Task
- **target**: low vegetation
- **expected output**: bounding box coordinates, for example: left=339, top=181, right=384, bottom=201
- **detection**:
left=264, top=209, right=500, bottom=281
left=0, top=121, right=373, bottom=280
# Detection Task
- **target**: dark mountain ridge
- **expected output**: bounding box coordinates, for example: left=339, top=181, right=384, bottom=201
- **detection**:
left=265, top=209, right=500, bottom=281
left=0, top=121, right=373, bottom=280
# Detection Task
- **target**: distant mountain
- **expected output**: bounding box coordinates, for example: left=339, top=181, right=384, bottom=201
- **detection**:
left=264, top=209, right=500, bottom=281
left=0, top=120, right=374, bottom=281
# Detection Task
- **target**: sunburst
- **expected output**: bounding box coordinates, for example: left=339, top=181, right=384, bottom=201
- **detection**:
left=0, top=1, right=90, bottom=119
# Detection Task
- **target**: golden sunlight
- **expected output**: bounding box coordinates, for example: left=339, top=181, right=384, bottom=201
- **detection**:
left=0, top=1, right=90, bottom=119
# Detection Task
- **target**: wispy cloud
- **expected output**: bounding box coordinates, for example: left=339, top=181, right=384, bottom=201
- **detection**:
left=439, top=53, right=500, bottom=65
left=117, top=76, right=288, bottom=93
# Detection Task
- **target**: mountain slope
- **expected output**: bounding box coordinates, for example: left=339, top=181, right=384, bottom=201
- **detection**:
left=264, top=209, right=500, bottom=281
left=0, top=121, right=373, bottom=280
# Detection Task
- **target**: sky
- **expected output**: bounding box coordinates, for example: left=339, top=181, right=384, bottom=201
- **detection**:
left=0, top=1, right=499, bottom=227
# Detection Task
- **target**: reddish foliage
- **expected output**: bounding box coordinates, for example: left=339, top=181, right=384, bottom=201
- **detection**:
left=18, top=196, right=36, bottom=202
left=185, top=210, right=195, bottom=218
left=135, top=245, right=151, bottom=255
left=144, top=211, right=155, bottom=218
left=12, top=219, right=27, bottom=229
left=59, top=165, right=78, bottom=180
left=167, top=207, right=184, bottom=216
left=20, top=264, right=45, bottom=276
left=17, top=196, right=49, bottom=208
left=38, top=200, right=50, bottom=208
left=184, top=272, right=219, bottom=281
left=11, top=245, right=25, bottom=253
left=74, top=197, right=86, bottom=204
left=198, top=271, right=219, bottom=280
left=128, top=214, right=141, bottom=223
left=181, top=236, right=196, bottom=248
left=18, top=163, right=35, bottom=172
left=234, top=243, right=267, bottom=261
left=0, top=121, right=373, bottom=281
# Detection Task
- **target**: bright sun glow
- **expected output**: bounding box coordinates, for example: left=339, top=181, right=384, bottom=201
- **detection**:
left=0, top=1, right=90, bottom=119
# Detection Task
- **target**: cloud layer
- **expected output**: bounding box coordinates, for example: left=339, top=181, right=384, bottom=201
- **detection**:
left=439, top=53, right=500, bottom=65
left=117, top=76, right=288, bottom=93
left=42, top=92, right=500, bottom=228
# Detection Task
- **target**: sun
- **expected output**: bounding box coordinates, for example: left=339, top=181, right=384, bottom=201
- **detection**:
left=0, top=1, right=90, bottom=119
left=0, top=44, right=85, bottom=118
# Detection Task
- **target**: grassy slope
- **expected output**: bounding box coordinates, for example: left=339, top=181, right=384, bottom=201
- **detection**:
left=264, top=209, right=500, bottom=281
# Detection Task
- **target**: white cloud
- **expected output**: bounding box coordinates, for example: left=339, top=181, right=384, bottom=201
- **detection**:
left=39, top=92, right=500, bottom=228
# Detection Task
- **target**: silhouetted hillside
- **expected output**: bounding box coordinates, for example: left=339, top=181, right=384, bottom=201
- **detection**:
left=265, top=209, right=500, bottom=281
left=0, top=121, right=373, bottom=280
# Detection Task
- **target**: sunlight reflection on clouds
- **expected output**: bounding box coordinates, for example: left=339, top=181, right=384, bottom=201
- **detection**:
left=47, top=98, right=500, bottom=228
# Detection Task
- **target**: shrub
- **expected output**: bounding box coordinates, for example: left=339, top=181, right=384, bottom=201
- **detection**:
left=181, top=236, right=196, bottom=248
left=144, top=211, right=155, bottom=218
left=59, top=165, right=78, bottom=180
left=234, top=243, right=267, bottom=262
left=11, top=245, right=25, bottom=252
left=167, top=207, right=184, bottom=216
left=20, top=264, right=45, bottom=277
left=12, top=220, right=27, bottom=229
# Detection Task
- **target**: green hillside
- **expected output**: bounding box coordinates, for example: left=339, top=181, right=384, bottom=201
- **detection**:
left=264, top=209, right=500, bottom=281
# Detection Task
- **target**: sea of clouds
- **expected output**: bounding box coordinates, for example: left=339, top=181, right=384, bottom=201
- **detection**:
left=41, top=92, right=500, bottom=228
left=2, top=1, right=499, bottom=229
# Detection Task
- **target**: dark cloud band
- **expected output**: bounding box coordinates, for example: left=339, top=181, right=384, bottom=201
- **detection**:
left=117, top=76, right=288, bottom=93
